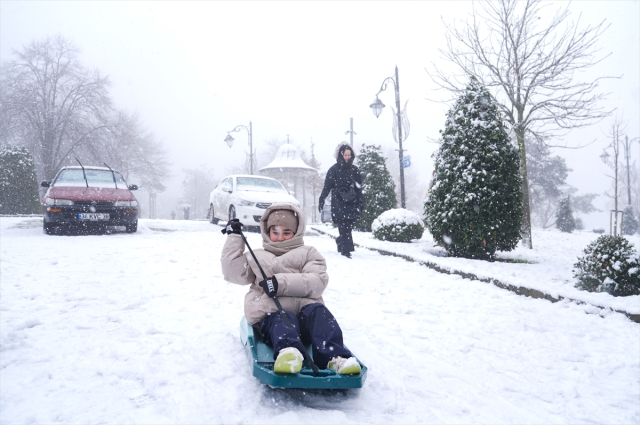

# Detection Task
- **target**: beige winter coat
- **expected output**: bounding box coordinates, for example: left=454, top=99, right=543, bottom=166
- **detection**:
left=220, top=202, right=328, bottom=325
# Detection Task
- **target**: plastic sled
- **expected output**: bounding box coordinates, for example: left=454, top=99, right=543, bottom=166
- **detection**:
left=240, top=316, right=367, bottom=389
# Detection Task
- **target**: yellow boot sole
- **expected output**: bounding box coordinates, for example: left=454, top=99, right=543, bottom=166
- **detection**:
left=338, top=362, right=362, bottom=375
left=274, top=351, right=303, bottom=374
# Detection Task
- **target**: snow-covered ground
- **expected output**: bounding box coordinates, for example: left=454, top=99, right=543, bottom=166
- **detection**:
left=1, top=217, right=638, bottom=424
left=310, top=225, right=640, bottom=318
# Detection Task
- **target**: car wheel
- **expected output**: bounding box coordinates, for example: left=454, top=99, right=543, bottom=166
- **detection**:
left=126, top=220, right=138, bottom=233
left=229, top=205, right=236, bottom=221
left=209, top=204, right=219, bottom=224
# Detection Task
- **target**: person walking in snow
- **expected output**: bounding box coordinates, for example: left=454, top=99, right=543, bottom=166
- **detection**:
left=318, top=143, right=363, bottom=258
left=220, top=202, right=361, bottom=375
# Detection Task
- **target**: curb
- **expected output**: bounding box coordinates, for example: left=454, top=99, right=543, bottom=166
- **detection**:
left=311, top=226, right=640, bottom=324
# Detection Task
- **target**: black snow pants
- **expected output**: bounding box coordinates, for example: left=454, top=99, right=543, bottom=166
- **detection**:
left=336, top=219, right=355, bottom=254
left=260, top=303, right=352, bottom=369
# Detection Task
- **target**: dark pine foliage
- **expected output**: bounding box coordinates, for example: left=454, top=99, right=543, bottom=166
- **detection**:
left=622, top=206, right=638, bottom=235
left=424, top=77, right=523, bottom=260
left=355, top=144, right=397, bottom=232
left=0, top=146, right=41, bottom=214
left=556, top=196, right=576, bottom=233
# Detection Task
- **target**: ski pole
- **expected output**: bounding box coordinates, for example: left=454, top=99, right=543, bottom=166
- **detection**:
left=224, top=226, right=320, bottom=376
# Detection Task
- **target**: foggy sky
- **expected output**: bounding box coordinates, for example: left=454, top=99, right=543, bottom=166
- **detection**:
left=1, top=1, right=638, bottom=229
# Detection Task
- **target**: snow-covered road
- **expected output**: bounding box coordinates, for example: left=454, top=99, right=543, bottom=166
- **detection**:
left=1, top=217, right=638, bottom=424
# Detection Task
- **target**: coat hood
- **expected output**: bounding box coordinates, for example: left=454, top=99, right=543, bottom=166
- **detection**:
left=335, top=143, right=356, bottom=166
left=259, top=202, right=306, bottom=255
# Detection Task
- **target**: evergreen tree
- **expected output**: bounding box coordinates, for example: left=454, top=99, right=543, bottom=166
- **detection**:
left=424, top=77, right=522, bottom=260
left=556, top=195, right=576, bottom=233
left=355, top=144, right=397, bottom=231
left=0, top=146, right=41, bottom=214
left=622, top=206, right=638, bottom=235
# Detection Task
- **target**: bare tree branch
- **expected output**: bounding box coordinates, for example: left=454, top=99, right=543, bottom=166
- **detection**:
left=427, top=0, right=617, bottom=247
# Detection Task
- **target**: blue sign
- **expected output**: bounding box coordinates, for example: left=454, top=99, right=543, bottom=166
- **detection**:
left=402, top=155, right=411, bottom=169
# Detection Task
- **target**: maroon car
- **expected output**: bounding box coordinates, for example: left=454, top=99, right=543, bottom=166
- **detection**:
left=41, top=165, right=139, bottom=234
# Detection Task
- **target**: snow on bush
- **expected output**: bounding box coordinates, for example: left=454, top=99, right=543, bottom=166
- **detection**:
left=0, top=146, right=41, bottom=215
left=573, top=235, right=640, bottom=296
left=372, top=208, right=424, bottom=242
left=424, top=77, right=522, bottom=260
left=355, top=144, right=397, bottom=232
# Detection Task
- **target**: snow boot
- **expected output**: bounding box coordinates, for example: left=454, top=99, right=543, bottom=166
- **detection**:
left=327, top=356, right=361, bottom=375
left=274, top=347, right=303, bottom=374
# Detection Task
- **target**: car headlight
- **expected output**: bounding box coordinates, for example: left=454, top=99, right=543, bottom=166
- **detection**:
left=239, top=199, right=255, bottom=207
left=45, top=198, right=74, bottom=206
left=114, top=200, right=137, bottom=207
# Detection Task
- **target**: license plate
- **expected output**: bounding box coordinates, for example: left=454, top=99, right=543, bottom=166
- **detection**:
left=78, top=213, right=110, bottom=221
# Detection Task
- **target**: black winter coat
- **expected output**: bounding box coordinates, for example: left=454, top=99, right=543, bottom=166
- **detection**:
left=319, top=158, right=363, bottom=223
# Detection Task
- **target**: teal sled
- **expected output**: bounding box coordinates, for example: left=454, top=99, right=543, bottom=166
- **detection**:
left=240, top=316, right=367, bottom=389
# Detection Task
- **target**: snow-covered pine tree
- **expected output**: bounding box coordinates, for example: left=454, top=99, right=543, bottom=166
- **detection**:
left=556, top=195, right=576, bottom=233
left=622, top=206, right=638, bottom=235
left=355, top=144, right=397, bottom=231
left=0, top=146, right=41, bottom=215
left=424, top=77, right=522, bottom=260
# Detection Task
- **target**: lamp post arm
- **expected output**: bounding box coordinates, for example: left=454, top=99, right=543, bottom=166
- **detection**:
left=375, top=76, right=397, bottom=97
left=228, top=124, right=250, bottom=134
left=227, top=123, right=254, bottom=175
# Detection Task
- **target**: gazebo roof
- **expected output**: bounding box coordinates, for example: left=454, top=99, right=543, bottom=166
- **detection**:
left=258, top=143, right=318, bottom=176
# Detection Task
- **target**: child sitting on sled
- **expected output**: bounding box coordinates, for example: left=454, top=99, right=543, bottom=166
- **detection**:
left=220, top=202, right=361, bottom=375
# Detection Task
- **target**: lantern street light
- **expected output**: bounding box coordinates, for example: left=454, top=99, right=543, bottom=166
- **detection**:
left=370, top=66, right=407, bottom=208
left=224, top=121, right=254, bottom=175
left=599, top=148, right=610, bottom=164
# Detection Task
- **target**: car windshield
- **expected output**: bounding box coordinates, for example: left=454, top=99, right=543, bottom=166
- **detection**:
left=54, top=169, right=127, bottom=188
left=236, top=177, right=287, bottom=193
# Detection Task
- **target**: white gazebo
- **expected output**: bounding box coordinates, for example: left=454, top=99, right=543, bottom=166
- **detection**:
left=258, top=143, right=318, bottom=219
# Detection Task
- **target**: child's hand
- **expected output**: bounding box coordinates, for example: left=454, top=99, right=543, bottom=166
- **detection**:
left=259, top=276, right=279, bottom=298
left=222, top=218, right=244, bottom=235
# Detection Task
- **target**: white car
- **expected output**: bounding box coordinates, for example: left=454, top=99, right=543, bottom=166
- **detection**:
left=207, top=175, right=300, bottom=226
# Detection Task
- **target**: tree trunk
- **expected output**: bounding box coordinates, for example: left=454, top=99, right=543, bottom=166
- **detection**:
left=515, top=103, right=533, bottom=248
left=517, top=129, right=533, bottom=248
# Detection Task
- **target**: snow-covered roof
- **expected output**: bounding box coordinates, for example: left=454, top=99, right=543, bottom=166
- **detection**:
left=61, top=165, right=113, bottom=171
left=226, top=174, right=278, bottom=180
left=258, top=144, right=317, bottom=176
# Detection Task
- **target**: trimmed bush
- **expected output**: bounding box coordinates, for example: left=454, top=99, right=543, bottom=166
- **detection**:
left=622, top=206, right=638, bottom=235
left=556, top=196, right=576, bottom=233
left=372, top=208, right=424, bottom=242
left=0, top=146, right=41, bottom=214
left=355, top=144, right=397, bottom=231
left=424, top=77, right=522, bottom=260
left=573, top=235, right=640, bottom=296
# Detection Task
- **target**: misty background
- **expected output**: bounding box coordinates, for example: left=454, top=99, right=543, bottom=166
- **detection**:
left=1, top=1, right=638, bottom=231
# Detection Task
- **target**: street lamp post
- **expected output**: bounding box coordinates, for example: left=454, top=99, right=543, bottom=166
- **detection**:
left=370, top=66, right=407, bottom=208
left=224, top=121, right=254, bottom=175
left=622, top=135, right=640, bottom=205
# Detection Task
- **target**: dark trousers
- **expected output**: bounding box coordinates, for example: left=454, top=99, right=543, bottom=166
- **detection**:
left=260, top=303, right=352, bottom=369
left=336, top=220, right=355, bottom=253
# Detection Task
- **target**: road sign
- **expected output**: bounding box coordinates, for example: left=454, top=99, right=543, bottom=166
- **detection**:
left=402, top=155, right=411, bottom=169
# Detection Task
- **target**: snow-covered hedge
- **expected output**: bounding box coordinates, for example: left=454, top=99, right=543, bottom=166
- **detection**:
left=372, top=208, right=424, bottom=242
left=573, top=235, right=640, bottom=296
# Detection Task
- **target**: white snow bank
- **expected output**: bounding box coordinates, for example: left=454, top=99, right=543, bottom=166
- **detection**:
left=312, top=224, right=640, bottom=315
left=371, top=208, right=423, bottom=231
